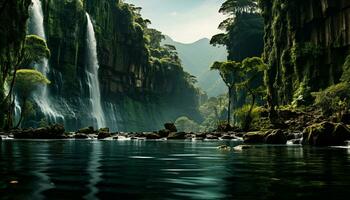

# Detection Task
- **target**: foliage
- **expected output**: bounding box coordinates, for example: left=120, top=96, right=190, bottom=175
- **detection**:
left=175, top=116, right=200, bottom=132
left=14, top=69, right=50, bottom=98
left=341, top=55, right=350, bottom=82
left=291, top=80, right=312, bottom=107
left=211, top=0, right=264, bottom=61
left=20, top=35, right=51, bottom=68
left=211, top=57, right=266, bottom=130
left=234, top=104, right=262, bottom=129
left=312, top=82, right=350, bottom=116
left=199, top=95, right=228, bottom=131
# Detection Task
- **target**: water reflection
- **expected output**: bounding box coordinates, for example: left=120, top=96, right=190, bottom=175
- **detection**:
left=1, top=141, right=350, bottom=200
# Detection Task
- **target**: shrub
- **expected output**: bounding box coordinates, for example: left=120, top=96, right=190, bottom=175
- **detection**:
left=312, top=82, right=350, bottom=116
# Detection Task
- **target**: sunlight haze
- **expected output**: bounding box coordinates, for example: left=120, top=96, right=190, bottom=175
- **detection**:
left=125, top=0, right=226, bottom=43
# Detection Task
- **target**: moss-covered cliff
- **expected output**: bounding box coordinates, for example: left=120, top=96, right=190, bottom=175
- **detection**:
left=0, top=0, right=32, bottom=128
left=29, top=0, right=201, bottom=131
left=260, top=0, right=350, bottom=107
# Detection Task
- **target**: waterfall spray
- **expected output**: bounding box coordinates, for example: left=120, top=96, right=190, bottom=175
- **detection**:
left=85, top=13, right=106, bottom=129
left=28, top=0, right=65, bottom=124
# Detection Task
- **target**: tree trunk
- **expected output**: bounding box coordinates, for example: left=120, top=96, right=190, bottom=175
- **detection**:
left=227, top=86, right=232, bottom=125
left=244, top=90, right=256, bottom=131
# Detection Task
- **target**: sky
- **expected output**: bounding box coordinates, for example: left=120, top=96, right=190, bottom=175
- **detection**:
left=125, top=0, right=226, bottom=43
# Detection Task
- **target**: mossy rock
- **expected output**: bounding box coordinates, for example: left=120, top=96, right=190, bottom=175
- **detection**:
left=167, top=132, right=186, bottom=139
left=302, top=122, right=350, bottom=146
left=77, top=126, right=95, bottom=134
left=145, top=133, right=161, bottom=139
left=243, top=132, right=266, bottom=144
left=74, top=133, right=89, bottom=139
left=264, top=129, right=287, bottom=144
left=98, top=132, right=111, bottom=140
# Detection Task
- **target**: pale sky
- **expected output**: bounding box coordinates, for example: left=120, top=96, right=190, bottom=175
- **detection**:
left=125, top=0, right=226, bottom=43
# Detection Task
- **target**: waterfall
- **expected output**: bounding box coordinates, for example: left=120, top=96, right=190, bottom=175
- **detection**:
left=28, top=0, right=65, bottom=124
left=14, top=96, right=21, bottom=127
left=85, top=13, right=106, bottom=129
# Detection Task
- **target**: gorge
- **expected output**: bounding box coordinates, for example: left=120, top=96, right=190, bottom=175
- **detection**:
left=12, top=0, right=201, bottom=132
left=1, top=0, right=350, bottom=199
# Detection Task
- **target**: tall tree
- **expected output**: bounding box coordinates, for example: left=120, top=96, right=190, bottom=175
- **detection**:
left=211, top=61, right=242, bottom=125
left=211, top=0, right=263, bottom=61
left=13, top=69, right=50, bottom=128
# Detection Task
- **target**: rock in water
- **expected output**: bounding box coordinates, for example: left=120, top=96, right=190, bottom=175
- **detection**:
left=98, top=128, right=109, bottom=133
left=158, top=129, right=170, bottom=138
left=74, top=133, right=89, bottom=139
left=13, top=124, right=65, bottom=139
left=98, top=132, right=111, bottom=139
left=265, top=130, right=287, bottom=144
left=243, top=132, right=265, bottom=144
left=164, top=123, right=177, bottom=132
left=303, top=122, right=350, bottom=146
left=145, top=133, right=161, bottom=139
left=77, top=126, right=95, bottom=134
left=167, top=132, right=186, bottom=139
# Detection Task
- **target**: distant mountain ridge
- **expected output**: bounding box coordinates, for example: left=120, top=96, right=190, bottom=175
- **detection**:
left=161, top=36, right=227, bottom=97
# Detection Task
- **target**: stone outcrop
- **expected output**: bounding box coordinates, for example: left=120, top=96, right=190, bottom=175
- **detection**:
left=23, top=0, right=201, bottom=132
left=261, top=0, right=350, bottom=105
left=302, top=121, right=350, bottom=146
left=13, top=124, right=66, bottom=139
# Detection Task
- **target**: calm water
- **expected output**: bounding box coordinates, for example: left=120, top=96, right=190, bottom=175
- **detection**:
left=1, top=140, right=350, bottom=200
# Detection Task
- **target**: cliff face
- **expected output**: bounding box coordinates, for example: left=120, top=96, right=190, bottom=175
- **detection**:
left=29, top=0, right=200, bottom=131
left=261, top=0, right=350, bottom=105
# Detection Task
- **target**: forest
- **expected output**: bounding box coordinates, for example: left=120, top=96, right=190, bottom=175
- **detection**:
left=0, top=0, right=350, bottom=199
left=0, top=0, right=350, bottom=144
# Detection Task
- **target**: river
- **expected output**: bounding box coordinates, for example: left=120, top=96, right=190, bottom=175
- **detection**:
left=1, top=140, right=350, bottom=199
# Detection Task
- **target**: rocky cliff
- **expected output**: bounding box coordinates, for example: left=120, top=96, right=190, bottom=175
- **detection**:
left=261, top=0, right=350, bottom=106
left=26, top=0, right=200, bottom=131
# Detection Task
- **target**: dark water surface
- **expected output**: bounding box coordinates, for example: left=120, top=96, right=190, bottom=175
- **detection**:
left=1, top=140, right=350, bottom=200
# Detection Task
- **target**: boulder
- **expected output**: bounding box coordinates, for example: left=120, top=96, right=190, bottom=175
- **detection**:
left=243, top=132, right=265, bottom=144
left=264, top=130, right=287, bottom=144
left=164, top=123, right=177, bottom=132
left=145, top=133, right=161, bottom=139
left=195, top=133, right=206, bottom=138
left=13, top=124, right=66, bottom=139
left=74, top=133, right=89, bottom=139
left=158, top=129, right=170, bottom=138
left=98, top=132, right=111, bottom=139
left=167, top=132, right=186, bottom=139
left=302, top=122, right=350, bottom=146
left=98, top=128, right=110, bottom=133
left=77, top=126, right=95, bottom=134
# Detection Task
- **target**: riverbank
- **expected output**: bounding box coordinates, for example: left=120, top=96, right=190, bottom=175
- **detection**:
left=1, top=116, right=350, bottom=147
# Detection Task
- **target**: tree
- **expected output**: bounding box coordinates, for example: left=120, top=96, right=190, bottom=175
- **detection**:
left=211, top=57, right=266, bottom=129
left=175, top=116, right=200, bottom=132
left=238, top=57, right=267, bottom=130
left=12, top=69, right=50, bottom=128
left=211, top=0, right=263, bottom=61
left=211, top=61, right=242, bottom=125
left=4, top=35, right=50, bottom=129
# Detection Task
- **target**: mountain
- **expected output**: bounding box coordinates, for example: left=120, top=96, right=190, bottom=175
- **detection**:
left=161, top=36, right=227, bottom=97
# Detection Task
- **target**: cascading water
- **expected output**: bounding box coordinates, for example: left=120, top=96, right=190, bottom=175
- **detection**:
left=14, top=96, right=22, bottom=127
left=85, top=13, right=106, bottom=129
left=28, top=0, right=64, bottom=124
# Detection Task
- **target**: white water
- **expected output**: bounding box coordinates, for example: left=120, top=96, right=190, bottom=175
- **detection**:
left=28, top=0, right=65, bottom=124
left=14, top=96, right=22, bottom=127
left=85, top=13, right=106, bottom=129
